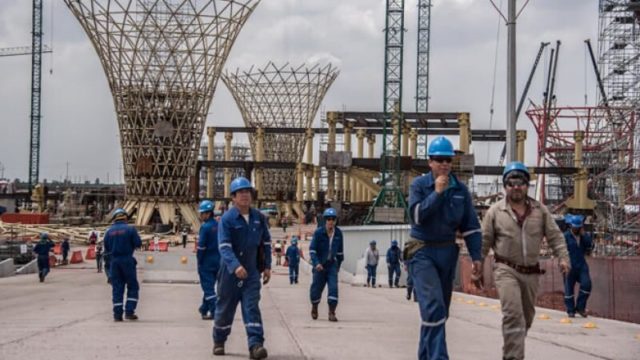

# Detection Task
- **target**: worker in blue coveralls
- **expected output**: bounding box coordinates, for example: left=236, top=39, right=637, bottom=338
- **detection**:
left=386, top=239, right=402, bottom=288
left=33, top=232, right=54, bottom=282
left=197, top=199, right=220, bottom=320
left=61, top=237, right=70, bottom=264
left=213, top=177, right=271, bottom=359
left=563, top=214, right=593, bottom=318
left=285, top=236, right=302, bottom=284
left=407, top=136, right=483, bottom=359
left=103, top=208, right=142, bottom=322
left=309, top=207, right=344, bottom=322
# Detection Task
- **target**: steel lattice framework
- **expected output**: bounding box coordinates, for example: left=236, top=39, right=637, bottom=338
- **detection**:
left=415, top=0, right=432, bottom=159
left=64, top=0, right=260, bottom=227
left=222, top=62, right=339, bottom=200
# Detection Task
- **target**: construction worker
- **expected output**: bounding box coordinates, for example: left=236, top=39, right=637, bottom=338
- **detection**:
left=96, top=243, right=104, bottom=273
left=61, top=237, right=70, bottom=264
left=407, top=136, right=483, bottom=359
left=181, top=228, right=188, bottom=248
left=33, top=232, right=54, bottom=282
left=481, top=161, right=570, bottom=360
left=364, top=240, right=379, bottom=287
left=274, top=240, right=283, bottom=266
left=563, top=214, right=593, bottom=318
left=103, top=208, right=142, bottom=322
left=197, top=200, right=220, bottom=320
left=309, top=207, right=344, bottom=322
left=386, top=239, right=402, bottom=288
left=213, top=177, right=271, bottom=359
left=285, top=236, right=302, bottom=284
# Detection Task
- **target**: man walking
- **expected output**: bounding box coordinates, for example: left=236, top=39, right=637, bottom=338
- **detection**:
left=364, top=240, right=379, bottom=288
left=481, top=161, right=570, bottom=360
left=197, top=200, right=220, bottom=320
left=285, top=236, right=302, bottom=284
left=386, top=239, right=402, bottom=288
left=563, top=214, right=593, bottom=318
left=309, top=208, right=344, bottom=322
left=181, top=228, right=188, bottom=249
left=33, top=233, right=54, bottom=282
left=61, top=237, right=70, bottom=264
left=104, top=208, right=142, bottom=322
left=214, top=177, right=271, bottom=359
left=407, top=136, right=483, bottom=359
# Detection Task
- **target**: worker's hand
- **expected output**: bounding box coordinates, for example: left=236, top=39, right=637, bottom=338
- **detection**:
left=471, top=260, right=484, bottom=290
left=262, top=269, right=271, bottom=285
left=315, top=264, right=324, bottom=272
left=435, top=175, right=449, bottom=194
left=234, top=265, right=248, bottom=279
left=559, top=258, right=570, bottom=275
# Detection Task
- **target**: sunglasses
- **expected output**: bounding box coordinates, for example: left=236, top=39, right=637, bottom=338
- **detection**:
left=505, top=179, right=528, bottom=188
left=430, top=157, right=453, bottom=164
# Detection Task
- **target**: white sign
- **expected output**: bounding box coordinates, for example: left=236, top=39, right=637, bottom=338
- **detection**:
left=20, top=244, right=27, bottom=254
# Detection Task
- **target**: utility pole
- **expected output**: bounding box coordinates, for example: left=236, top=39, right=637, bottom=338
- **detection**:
left=505, top=0, right=517, bottom=163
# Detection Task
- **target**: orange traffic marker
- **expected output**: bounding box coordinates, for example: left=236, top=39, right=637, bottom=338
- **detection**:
left=491, top=305, right=500, bottom=310
left=180, top=256, right=188, bottom=264
left=477, top=302, right=487, bottom=307
left=582, top=322, right=597, bottom=329
left=538, top=314, right=551, bottom=320
left=69, top=250, right=83, bottom=264
left=560, top=317, right=572, bottom=324
left=53, top=243, right=62, bottom=255
left=465, top=300, right=475, bottom=305
left=455, top=297, right=464, bottom=302
left=85, top=246, right=96, bottom=260
left=146, top=255, right=154, bottom=264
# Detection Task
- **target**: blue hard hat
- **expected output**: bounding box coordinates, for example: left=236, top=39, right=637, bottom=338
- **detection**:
left=503, top=161, right=530, bottom=182
left=428, top=136, right=455, bottom=157
left=230, top=176, right=254, bottom=195
left=291, top=236, right=299, bottom=244
left=198, top=200, right=214, bottom=213
left=40, top=232, right=49, bottom=240
left=370, top=240, right=377, bottom=246
left=112, top=208, right=128, bottom=221
left=391, top=239, right=398, bottom=246
left=567, top=214, right=584, bottom=228
left=323, top=208, right=337, bottom=218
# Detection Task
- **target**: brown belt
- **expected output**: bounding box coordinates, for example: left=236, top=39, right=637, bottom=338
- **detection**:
left=494, top=254, right=546, bottom=275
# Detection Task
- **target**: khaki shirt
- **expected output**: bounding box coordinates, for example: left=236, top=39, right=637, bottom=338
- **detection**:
left=481, top=197, right=569, bottom=266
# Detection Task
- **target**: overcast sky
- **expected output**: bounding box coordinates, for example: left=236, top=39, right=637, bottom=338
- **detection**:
left=0, top=0, right=599, bottom=183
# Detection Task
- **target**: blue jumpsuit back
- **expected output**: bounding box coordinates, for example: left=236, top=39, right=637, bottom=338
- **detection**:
left=563, top=230, right=593, bottom=315
left=386, top=245, right=402, bottom=287
left=33, top=240, right=54, bottom=281
left=197, top=217, right=220, bottom=317
left=285, top=244, right=301, bottom=284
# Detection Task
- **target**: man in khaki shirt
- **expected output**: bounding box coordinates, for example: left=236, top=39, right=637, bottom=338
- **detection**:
left=481, top=162, right=570, bottom=360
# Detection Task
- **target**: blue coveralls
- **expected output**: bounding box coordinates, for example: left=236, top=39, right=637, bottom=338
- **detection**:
left=33, top=240, right=54, bottom=281
left=61, top=240, right=70, bottom=263
left=408, top=172, right=482, bottom=360
left=309, top=226, right=344, bottom=307
left=197, top=216, right=220, bottom=317
left=285, top=244, right=301, bottom=284
left=103, top=220, right=142, bottom=319
left=214, top=207, right=272, bottom=349
left=563, top=230, right=593, bottom=315
left=386, top=245, right=402, bottom=287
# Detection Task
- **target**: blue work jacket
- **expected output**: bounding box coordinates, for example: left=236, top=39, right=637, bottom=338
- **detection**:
left=197, top=217, right=220, bottom=270
left=285, top=245, right=301, bottom=267
left=309, top=226, right=344, bottom=267
left=563, top=230, right=593, bottom=269
left=408, top=172, right=482, bottom=261
left=103, top=220, right=142, bottom=258
left=386, top=245, right=402, bottom=265
left=217, top=207, right=272, bottom=277
left=33, top=241, right=54, bottom=257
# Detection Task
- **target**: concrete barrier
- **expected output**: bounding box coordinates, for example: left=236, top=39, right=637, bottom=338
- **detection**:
left=15, top=259, right=38, bottom=275
left=0, top=258, right=15, bottom=278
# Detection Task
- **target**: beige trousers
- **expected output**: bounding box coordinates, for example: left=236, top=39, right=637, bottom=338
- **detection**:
left=494, top=263, right=540, bottom=360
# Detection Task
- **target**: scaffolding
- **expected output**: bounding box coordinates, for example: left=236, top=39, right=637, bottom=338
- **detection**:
left=198, top=144, right=251, bottom=198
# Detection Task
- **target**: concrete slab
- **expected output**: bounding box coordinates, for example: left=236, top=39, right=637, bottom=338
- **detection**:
left=0, top=258, right=14, bottom=278
left=1, top=252, right=639, bottom=360
left=14, top=259, right=37, bottom=275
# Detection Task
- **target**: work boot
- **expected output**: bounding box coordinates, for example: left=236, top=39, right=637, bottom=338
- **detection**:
left=201, top=313, right=213, bottom=320
left=568, top=313, right=576, bottom=318
left=328, top=304, right=338, bottom=322
left=577, top=310, right=588, bottom=318
left=249, top=344, right=268, bottom=359
left=39, top=274, right=44, bottom=283
left=124, top=313, right=138, bottom=321
left=114, top=316, right=123, bottom=322
left=311, top=303, right=318, bottom=320
left=212, top=343, right=225, bottom=356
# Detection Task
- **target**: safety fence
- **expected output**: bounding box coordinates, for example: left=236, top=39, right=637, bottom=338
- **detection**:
left=456, top=255, right=640, bottom=324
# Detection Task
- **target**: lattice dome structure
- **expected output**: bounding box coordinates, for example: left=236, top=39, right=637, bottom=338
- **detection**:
left=222, top=62, right=339, bottom=200
left=65, top=0, right=260, bottom=228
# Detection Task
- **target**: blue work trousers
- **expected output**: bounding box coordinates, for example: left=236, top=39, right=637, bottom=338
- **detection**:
left=366, top=264, right=378, bottom=286
left=409, top=244, right=459, bottom=360
left=310, top=261, right=339, bottom=306
left=388, top=263, right=401, bottom=287
left=288, top=264, right=299, bottom=284
left=198, top=267, right=218, bottom=316
left=564, top=266, right=591, bottom=314
left=213, top=274, right=264, bottom=349
left=110, top=257, right=139, bottom=318
left=37, top=255, right=50, bottom=280
left=104, top=255, right=112, bottom=281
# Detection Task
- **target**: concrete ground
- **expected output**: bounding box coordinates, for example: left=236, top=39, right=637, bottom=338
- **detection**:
left=1, top=246, right=639, bottom=360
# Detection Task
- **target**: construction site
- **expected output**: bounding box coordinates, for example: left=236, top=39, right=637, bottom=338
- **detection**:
left=1, top=1, right=640, bottom=359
